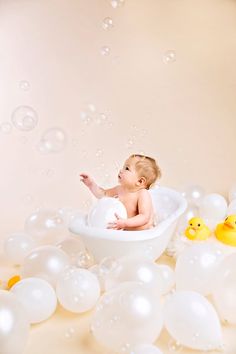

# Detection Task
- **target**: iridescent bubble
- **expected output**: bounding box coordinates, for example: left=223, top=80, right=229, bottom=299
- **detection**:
left=100, top=46, right=111, bottom=56
left=38, top=128, right=67, bottom=153
left=0, top=122, right=12, bottom=134
left=19, top=80, right=30, bottom=91
left=11, top=105, right=38, bottom=131
left=111, top=0, right=125, bottom=8
left=102, top=17, right=113, bottom=30
left=163, top=50, right=176, bottom=64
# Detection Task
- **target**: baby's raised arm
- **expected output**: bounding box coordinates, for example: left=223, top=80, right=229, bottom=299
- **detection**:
left=80, top=173, right=118, bottom=199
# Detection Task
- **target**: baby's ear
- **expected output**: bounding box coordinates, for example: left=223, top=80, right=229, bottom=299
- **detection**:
left=138, top=177, right=147, bottom=187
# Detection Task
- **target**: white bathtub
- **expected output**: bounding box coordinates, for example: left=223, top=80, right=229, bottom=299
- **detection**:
left=69, top=186, right=187, bottom=262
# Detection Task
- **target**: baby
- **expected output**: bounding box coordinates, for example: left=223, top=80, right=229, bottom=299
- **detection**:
left=80, top=154, right=161, bottom=231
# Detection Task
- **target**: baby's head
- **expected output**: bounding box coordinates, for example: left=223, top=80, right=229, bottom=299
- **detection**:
left=125, top=154, right=161, bottom=189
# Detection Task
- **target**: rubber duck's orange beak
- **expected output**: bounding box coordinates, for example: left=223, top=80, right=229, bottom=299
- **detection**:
left=224, top=221, right=235, bottom=230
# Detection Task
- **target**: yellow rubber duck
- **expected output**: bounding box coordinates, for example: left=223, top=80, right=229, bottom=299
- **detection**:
left=215, top=215, right=236, bottom=246
left=185, top=217, right=211, bottom=241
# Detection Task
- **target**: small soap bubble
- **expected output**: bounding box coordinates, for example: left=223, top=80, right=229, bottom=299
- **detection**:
left=100, top=46, right=111, bottom=56
left=64, top=327, right=75, bottom=339
left=163, top=50, right=176, bottom=64
left=38, top=128, right=66, bottom=153
left=80, top=111, right=92, bottom=125
left=76, top=249, right=94, bottom=268
left=11, top=105, right=38, bottom=131
left=102, top=17, right=113, bottom=30
left=19, top=80, right=30, bottom=91
left=87, top=103, right=96, bottom=113
left=111, top=0, right=125, bottom=8
left=0, top=122, right=12, bottom=134
left=95, top=149, right=104, bottom=157
left=168, top=339, right=183, bottom=353
left=21, top=194, right=34, bottom=205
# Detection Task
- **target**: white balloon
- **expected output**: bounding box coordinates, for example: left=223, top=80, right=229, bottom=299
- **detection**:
left=23, top=245, right=70, bottom=287
left=24, top=208, right=66, bottom=244
left=0, top=290, right=30, bottom=354
left=91, top=282, right=163, bottom=352
left=131, top=344, right=163, bottom=354
left=212, top=253, right=236, bottom=324
left=228, top=183, right=236, bottom=202
left=199, top=194, right=227, bottom=220
left=175, top=243, right=223, bottom=295
left=181, top=185, right=205, bottom=207
left=105, top=256, right=163, bottom=295
left=164, top=291, right=223, bottom=351
left=228, top=199, right=236, bottom=214
left=88, top=197, right=127, bottom=228
left=3, top=232, right=36, bottom=265
left=56, top=267, right=100, bottom=313
left=11, top=277, right=57, bottom=323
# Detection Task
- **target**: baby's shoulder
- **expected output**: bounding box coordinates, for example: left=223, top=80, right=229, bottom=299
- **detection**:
left=137, top=188, right=150, bottom=198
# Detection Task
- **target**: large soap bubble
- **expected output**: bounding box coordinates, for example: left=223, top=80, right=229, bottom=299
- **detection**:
left=164, top=291, right=223, bottom=351
left=181, top=185, right=205, bottom=207
left=23, top=245, right=70, bottom=287
left=24, top=209, right=66, bottom=244
left=91, top=282, right=163, bottom=352
left=199, top=194, right=227, bottom=220
left=0, top=290, right=30, bottom=354
left=175, top=243, right=223, bottom=295
left=11, top=277, right=57, bottom=324
left=3, top=232, right=36, bottom=265
left=11, top=105, right=38, bottom=131
left=56, top=267, right=100, bottom=313
left=37, top=127, right=67, bottom=153
left=88, top=197, right=127, bottom=228
left=212, top=253, right=236, bottom=324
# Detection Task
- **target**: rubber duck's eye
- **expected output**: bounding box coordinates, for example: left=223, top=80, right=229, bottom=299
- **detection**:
left=198, top=224, right=201, bottom=227
left=225, top=217, right=228, bottom=221
left=190, top=223, right=192, bottom=226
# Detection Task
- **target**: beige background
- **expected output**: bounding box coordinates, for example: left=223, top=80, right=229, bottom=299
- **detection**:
left=0, top=0, right=236, bottom=353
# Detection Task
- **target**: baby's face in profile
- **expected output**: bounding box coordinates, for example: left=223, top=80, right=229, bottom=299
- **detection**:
left=118, top=157, right=140, bottom=189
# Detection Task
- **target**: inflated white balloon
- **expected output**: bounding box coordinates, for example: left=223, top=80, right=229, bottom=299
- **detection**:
left=56, top=236, right=86, bottom=265
left=3, top=232, right=36, bottom=265
left=199, top=194, right=227, bottom=220
left=23, top=245, right=70, bottom=287
left=164, top=291, right=223, bottom=351
left=11, top=277, right=57, bottom=323
left=0, top=290, right=30, bottom=354
left=56, top=267, right=100, bottom=313
left=24, top=208, right=66, bottom=244
left=88, top=197, right=127, bottom=228
left=228, top=199, right=236, bottom=214
left=131, top=344, right=163, bottom=354
left=228, top=183, right=236, bottom=202
left=181, top=185, right=205, bottom=207
left=212, top=253, right=236, bottom=324
left=91, top=282, right=163, bottom=352
left=155, top=264, right=175, bottom=294
left=175, top=243, right=223, bottom=295
left=105, top=256, right=163, bottom=295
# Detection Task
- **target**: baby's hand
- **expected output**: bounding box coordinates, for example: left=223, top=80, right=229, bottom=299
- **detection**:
left=107, top=213, right=126, bottom=230
left=80, top=173, right=93, bottom=187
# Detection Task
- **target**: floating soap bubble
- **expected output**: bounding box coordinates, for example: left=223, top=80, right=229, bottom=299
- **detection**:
left=163, top=50, right=176, bottom=64
left=87, top=103, right=96, bottom=112
left=56, top=236, right=86, bottom=265
left=38, top=127, right=67, bottom=153
left=102, top=17, right=113, bottom=30
left=168, top=339, right=183, bottom=353
left=80, top=111, right=92, bottom=124
left=181, top=185, right=205, bottom=207
left=64, top=327, right=76, bottom=339
left=19, top=80, right=30, bottom=91
left=4, top=232, right=37, bottom=265
left=111, top=0, right=125, bottom=8
left=11, top=105, right=38, bottom=131
left=100, top=46, right=111, bottom=56
left=0, top=122, right=12, bottom=134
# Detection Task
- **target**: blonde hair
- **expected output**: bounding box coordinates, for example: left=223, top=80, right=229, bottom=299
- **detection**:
left=129, top=154, right=161, bottom=189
